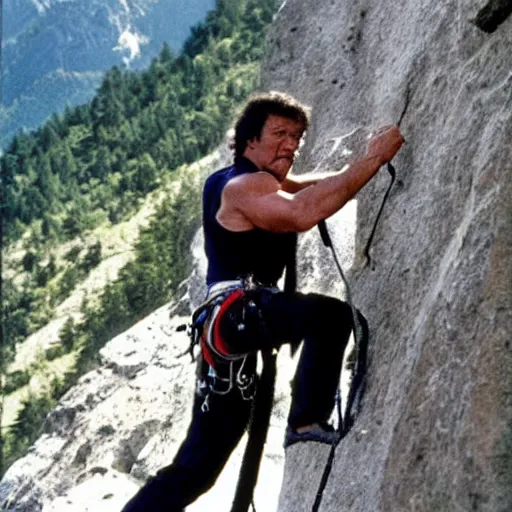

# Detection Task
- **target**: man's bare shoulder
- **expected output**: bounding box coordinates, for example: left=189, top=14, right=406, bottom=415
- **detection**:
left=223, top=171, right=281, bottom=200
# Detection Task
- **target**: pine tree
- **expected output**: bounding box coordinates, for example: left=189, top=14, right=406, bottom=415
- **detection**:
left=134, top=153, right=158, bottom=193
left=59, top=317, right=76, bottom=352
left=159, top=42, right=174, bottom=65
left=35, top=156, right=59, bottom=203
left=59, top=142, right=78, bottom=183
left=39, top=124, right=60, bottom=152
left=91, top=146, right=112, bottom=179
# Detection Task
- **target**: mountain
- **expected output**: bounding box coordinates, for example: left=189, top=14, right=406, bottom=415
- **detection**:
left=0, top=0, right=215, bottom=148
left=2, top=0, right=511, bottom=510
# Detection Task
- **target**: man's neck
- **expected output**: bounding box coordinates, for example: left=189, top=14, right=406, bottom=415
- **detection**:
left=241, top=151, right=262, bottom=171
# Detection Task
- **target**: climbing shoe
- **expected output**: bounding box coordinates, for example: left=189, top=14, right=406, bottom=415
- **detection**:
left=284, top=422, right=341, bottom=448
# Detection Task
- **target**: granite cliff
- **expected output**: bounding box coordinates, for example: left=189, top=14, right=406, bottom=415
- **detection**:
left=1, top=0, right=511, bottom=510
left=262, top=1, right=512, bottom=511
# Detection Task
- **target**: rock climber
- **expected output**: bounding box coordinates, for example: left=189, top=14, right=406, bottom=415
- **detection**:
left=121, top=90, right=404, bottom=511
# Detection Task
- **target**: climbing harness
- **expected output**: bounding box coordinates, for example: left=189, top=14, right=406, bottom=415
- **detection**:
left=187, top=279, right=273, bottom=407
left=185, top=279, right=281, bottom=512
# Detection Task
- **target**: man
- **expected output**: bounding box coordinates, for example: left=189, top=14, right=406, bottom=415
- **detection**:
left=122, top=91, right=404, bottom=511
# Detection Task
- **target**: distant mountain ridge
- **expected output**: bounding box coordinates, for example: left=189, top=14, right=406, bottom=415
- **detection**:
left=1, top=0, right=215, bottom=148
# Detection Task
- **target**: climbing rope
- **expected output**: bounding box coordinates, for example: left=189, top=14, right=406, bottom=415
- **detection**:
left=312, top=219, right=367, bottom=512
left=364, top=162, right=396, bottom=269
left=311, top=90, right=411, bottom=508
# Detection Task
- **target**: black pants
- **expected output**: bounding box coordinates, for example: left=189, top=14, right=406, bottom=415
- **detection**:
left=121, top=291, right=354, bottom=512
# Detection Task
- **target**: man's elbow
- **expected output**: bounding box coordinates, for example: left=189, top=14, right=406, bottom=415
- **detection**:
left=293, top=217, right=323, bottom=233
left=260, top=205, right=314, bottom=233
left=290, top=202, right=323, bottom=232
left=292, top=196, right=351, bottom=232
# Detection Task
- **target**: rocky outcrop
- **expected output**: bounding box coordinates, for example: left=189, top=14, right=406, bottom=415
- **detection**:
left=0, top=306, right=194, bottom=511
left=261, top=1, right=512, bottom=511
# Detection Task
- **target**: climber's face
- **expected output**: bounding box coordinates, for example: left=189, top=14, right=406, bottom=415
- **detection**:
left=244, top=115, right=304, bottom=181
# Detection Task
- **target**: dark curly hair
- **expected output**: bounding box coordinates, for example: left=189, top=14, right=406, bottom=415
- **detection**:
left=232, top=91, right=310, bottom=159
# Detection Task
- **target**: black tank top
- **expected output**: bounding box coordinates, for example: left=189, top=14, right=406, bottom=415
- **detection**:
left=203, top=157, right=297, bottom=286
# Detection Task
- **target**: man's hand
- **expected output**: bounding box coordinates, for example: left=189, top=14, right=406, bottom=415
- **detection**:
left=367, top=126, right=405, bottom=165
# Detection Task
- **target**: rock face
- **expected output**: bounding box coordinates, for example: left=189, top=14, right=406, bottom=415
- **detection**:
left=0, top=306, right=195, bottom=511
left=0, top=300, right=292, bottom=512
left=260, top=1, right=512, bottom=511
left=2, top=1, right=511, bottom=511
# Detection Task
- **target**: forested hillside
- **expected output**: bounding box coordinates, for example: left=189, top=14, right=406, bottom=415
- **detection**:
left=0, top=0, right=216, bottom=148
left=1, top=0, right=278, bottom=476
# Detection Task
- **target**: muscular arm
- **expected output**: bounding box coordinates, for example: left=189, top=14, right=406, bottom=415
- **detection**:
left=281, top=170, right=342, bottom=193
left=217, top=125, right=404, bottom=233
left=218, top=154, right=385, bottom=233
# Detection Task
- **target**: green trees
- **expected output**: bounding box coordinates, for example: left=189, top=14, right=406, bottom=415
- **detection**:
left=2, top=0, right=279, bottom=372
left=1, top=0, right=280, bottom=476
left=3, top=377, right=65, bottom=472
left=133, top=153, right=158, bottom=193
left=36, top=156, right=59, bottom=204
left=81, top=241, right=102, bottom=271
left=2, top=0, right=277, bottom=245
left=73, top=172, right=203, bottom=374
left=91, top=67, right=125, bottom=136
left=3, top=279, right=30, bottom=362
left=59, top=317, right=77, bottom=352
left=91, top=146, right=112, bottom=179
left=57, top=142, right=78, bottom=183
